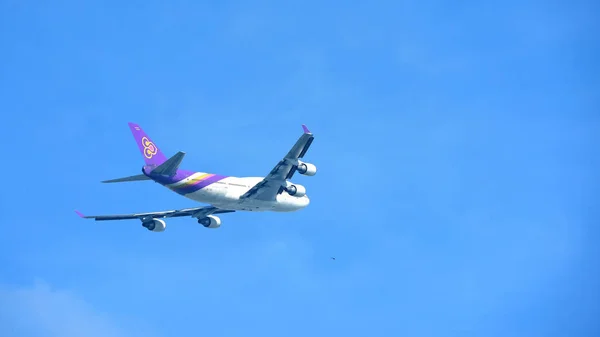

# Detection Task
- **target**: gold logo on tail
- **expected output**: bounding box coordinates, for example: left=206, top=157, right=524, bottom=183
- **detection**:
left=142, top=137, right=158, bottom=159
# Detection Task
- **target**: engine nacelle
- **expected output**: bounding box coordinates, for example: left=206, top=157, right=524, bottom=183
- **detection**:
left=198, top=215, right=221, bottom=229
left=284, top=181, right=307, bottom=197
left=297, top=161, right=317, bottom=176
left=142, top=219, right=166, bottom=232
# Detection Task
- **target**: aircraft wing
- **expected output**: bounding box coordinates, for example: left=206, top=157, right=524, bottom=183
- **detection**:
left=75, top=205, right=234, bottom=221
left=241, top=124, right=314, bottom=201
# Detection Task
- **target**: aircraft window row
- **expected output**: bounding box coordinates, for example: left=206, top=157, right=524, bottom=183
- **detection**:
left=215, top=181, right=248, bottom=188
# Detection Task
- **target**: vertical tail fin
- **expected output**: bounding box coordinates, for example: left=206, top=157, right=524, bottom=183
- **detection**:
left=128, top=122, right=167, bottom=166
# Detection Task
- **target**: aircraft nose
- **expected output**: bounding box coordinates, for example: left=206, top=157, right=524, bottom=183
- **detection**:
left=303, top=196, right=310, bottom=206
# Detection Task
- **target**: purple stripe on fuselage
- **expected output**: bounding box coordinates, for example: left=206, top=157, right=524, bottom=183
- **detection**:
left=147, top=169, right=196, bottom=185
left=145, top=169, right=227, bottom=195
left=177, top=174, right=226, bottom=194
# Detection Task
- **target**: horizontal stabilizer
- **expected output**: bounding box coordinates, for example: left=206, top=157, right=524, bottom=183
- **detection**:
left=102, top=174, right=151, bottom=183
left=151, top=151, right=185, bottom=176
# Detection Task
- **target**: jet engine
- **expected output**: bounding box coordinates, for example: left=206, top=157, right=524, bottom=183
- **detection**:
left=284, top=181, right=307, bottom=197
left=198, top=215, right=221, bottom=228
left=297, top=161, right=317, bottom=176
left=142, top=219, right=166, bottom=232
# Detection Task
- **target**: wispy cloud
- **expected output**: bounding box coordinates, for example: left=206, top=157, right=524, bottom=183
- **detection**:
left=0, top=280, right=155, bottom=337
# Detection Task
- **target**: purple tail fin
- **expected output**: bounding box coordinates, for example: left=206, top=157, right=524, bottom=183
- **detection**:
left=128, top=122, right=167, bottom=166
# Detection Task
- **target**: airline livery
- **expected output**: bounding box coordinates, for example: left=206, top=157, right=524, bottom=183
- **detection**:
left=76, top=122, right=316, bottom=231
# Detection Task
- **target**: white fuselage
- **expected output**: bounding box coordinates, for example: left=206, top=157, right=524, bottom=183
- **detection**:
left=172, top=176, right=310, bottom=212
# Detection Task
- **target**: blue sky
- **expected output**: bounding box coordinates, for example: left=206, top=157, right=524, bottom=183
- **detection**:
left=0, top=0, right=598, bottom=336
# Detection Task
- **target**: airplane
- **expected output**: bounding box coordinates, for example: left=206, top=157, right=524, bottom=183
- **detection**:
left=75, top=122, right=316, bottom=232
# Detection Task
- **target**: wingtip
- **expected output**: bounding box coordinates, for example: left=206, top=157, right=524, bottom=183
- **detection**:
left=302, top=124, right=311, bottom=134
left=74, top=210, right=85, bottom=218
